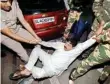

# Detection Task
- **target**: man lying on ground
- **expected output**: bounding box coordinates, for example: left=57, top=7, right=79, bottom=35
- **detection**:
left=9, top=35, right=97, bottom=80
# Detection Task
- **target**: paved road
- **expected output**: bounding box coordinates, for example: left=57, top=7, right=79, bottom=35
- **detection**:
left=38, top=59, right=110, bottom=84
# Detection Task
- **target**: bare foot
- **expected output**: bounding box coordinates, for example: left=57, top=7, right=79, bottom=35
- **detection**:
left=20, top=69, right=31, bottom=76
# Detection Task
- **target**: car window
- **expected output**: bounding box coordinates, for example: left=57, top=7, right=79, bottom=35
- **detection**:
left=18, top=0, right=66, bottom=14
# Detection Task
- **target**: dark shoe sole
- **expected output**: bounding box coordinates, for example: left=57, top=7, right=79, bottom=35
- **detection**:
left=9, top=72, right=31, bottom=80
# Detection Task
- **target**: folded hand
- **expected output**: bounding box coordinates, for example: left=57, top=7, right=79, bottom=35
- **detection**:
left=29, top=38, right=42, bottom=44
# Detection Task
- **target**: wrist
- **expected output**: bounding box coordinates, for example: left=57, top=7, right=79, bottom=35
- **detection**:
left=28, top=40, right=31, bottom=44
left=25, top=39, right=31, bottom=44
left=65, top=29, right=70, bottom=34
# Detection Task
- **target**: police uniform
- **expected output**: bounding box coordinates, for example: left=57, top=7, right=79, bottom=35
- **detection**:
left=1, top=0, right=35, bottom=62
left=69, top=0, right=110, bottom=82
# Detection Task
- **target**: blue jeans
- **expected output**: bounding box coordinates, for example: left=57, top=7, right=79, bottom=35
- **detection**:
left=70, top=14, right=93, bottom=41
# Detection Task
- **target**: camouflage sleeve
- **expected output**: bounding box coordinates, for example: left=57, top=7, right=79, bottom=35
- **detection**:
left=95, top=12, right=104, bottom=23
left=92, top=7, right=105, bottom=31
left=98, top=29, right=110, bottom=43
left=68, top=0, right=74, bottom=9
left=64, top=10, right=77, bottom=34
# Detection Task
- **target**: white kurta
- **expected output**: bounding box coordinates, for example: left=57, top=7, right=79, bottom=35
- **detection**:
left=25, top=38, right=96, bottom=79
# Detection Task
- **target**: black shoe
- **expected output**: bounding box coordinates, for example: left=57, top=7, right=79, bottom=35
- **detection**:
left=17, top=76, right=34, bottom=84
left=69, top=68, right=76, bottom=80
left=98, top=78, right=107, bottom=84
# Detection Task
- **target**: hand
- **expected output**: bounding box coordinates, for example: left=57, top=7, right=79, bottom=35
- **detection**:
left=29, top=38, right=39, bottom=44
left=95, top=21, right=104, bottom=36
left=69, top=80, right=74, bottom=84
left=35, top=38, right=42, bottom=43
left=63, top=33, right=69, bottom=39
left=35, top=36, right=42, bottom=42
left=92, top=37, right=101, bottom=43
left=95, top=26, right=103, bottom=36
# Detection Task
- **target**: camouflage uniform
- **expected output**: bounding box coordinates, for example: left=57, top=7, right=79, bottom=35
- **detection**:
left=64, top=10, right=80, bottom=34
left=64, top=0, right=84, bottom=34
left=90, top=0, right=110, bottom=34
left=65, top=0, right=94, bottom=60
left=69, top=25, right=110, bottom=81
left=99, top=65, right=110, bottom=81
left=64, top=0, right=94, bottom=42
left=69, top=0, right=110, bottom=81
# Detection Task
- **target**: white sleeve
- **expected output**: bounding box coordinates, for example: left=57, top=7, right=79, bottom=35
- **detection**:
left=78, top=38, right=96, bottom=52
left=39, top=41, right=64, bottom=49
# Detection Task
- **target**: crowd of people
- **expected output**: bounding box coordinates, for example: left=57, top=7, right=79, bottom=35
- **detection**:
left=0, top=0, right=110, bottom=84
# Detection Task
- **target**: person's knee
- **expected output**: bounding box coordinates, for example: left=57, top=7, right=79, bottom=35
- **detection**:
left=32, top=68, right=48, bottom=79
left=33, top=45, right=42, bottom=52
left=33, top=73, right=44, bottom=79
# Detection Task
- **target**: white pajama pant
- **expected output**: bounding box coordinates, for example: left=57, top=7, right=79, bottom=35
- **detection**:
left=25, top=46, right=56, bottom=79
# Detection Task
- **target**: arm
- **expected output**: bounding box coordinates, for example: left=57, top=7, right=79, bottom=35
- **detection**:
left=1, top=27, right=30, bottom=43
left=0, top=16, right=29, bottom=43
left=93, top=21, right=110, bottom=43
left=92, top=9, right=105, bottom=32
left=1, top=17, right=38, bottom=44
left=64, top=11, right=74, bottom=37
left=97, top=29, right=110, bottom=43
left=16, top=1, right=41, bottom=41
left=63, top=11, right=80, bottom=39
left=68, top=0, right=74, bottom=9
left=39, top=41, right=64, bottom=49
left=79, top=36, right=96, bottom=51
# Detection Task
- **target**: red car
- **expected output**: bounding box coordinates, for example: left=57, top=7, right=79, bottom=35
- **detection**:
left=18, top=0, right=68, bottom=40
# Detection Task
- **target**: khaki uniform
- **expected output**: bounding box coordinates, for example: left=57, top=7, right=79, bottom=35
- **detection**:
left=69, top=0, right=110, bottom=81
left=1, top=0, right=34, bottom=62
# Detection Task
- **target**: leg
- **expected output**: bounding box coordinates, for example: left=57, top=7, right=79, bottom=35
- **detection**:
left=31, top=67, right=52, bottom=79
left=25, top=46, right=51, bottom=71
left=23, top=46, right=53, bottom=79
left=16, top=27, right=35, bottom=40
left=1, top=34, right=29, bottom=62
left=17, top=47, right=53, bottom=83
left=10, top=46, right=52, bottom=80
left=70, top=45, right=110, bottom=80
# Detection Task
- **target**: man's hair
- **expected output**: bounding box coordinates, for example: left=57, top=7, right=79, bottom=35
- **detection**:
left=71, top=0, right=94, bottom=12
left=66, top=37, right=78, bottom=47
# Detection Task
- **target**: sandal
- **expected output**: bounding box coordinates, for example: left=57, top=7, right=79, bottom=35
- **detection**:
left=9, top=70, right=30, bottom=80
left=9, top=65, right=30, bottom=80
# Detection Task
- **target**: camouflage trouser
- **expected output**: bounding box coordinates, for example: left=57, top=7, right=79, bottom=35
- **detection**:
left=65, top=10, right=76, bottom=31
left=99, top=65, right=110, bottom=81
left=70, top=44, right=110, bottom=80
